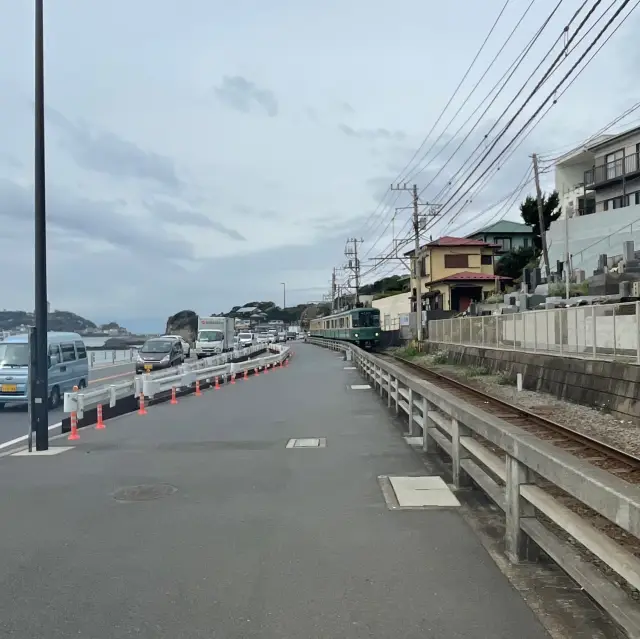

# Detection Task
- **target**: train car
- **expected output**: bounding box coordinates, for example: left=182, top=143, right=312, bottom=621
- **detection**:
left=309, top=307, right=381, bottom=349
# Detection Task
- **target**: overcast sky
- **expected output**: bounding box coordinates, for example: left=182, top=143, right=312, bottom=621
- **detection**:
left=0, top=1, right=637, bottom=331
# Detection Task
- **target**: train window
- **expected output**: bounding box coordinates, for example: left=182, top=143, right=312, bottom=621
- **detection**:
left=358, top=312, right=380, bottom=327
left=352, top=314, right=360, bottom=327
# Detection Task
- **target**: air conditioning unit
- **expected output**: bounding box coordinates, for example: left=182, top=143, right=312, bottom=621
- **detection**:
left=631, top=281, right=640, bottom=297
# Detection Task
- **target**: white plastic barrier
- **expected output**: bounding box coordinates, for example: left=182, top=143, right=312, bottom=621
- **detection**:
left=64, top=343, right=289, bottom=418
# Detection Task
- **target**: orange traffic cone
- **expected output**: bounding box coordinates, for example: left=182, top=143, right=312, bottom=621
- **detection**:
left=170, top=387, right=178, bottom=405
left=195, top=380, right=202, bottom=396
left=254, top=367, right=259, bottom=376
left=96, top=404, right=105, bottom=429
left=68, top=385, right=80, bottom=440
left=215, top=376, right=220, bottom=390
left=244, top=369, right=248, bottom=380
left=138, top=392, right=147, bottom=415
left=231, top=373, right=236, bottom=385
left=264, top=364, right=268, bottom=375
left=68, top=411, right=80, bottom=440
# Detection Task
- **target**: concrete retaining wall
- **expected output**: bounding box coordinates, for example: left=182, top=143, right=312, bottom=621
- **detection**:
left=421, top=342, right=640, bottom=421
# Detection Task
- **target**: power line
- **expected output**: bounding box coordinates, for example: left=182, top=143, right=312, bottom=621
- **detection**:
left=430, top=0, right=635, bottom=231
left=402, top=0, right=542, bottom=184
left=353, top=0, right=516, bottom=243
left=419, top=0, right=600, bottom=208
left=395, top=0, right=513, bottom=186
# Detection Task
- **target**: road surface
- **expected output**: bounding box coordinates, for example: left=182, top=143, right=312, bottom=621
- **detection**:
left=0, top=344, right=550, bottom=638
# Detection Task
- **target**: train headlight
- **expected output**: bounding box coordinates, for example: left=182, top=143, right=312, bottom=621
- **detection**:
left=354, top=333, right=359, bottom=337
left=375, top=332, right=379, bottom=336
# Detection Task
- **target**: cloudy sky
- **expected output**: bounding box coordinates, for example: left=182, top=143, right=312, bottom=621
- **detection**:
left=0, top=1, right=637, bottom=331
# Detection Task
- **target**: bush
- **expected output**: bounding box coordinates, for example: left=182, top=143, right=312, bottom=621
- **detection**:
left=431, top=350, right=448, bottom=364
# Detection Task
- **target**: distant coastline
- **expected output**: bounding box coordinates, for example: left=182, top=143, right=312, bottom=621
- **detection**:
left=85, top=335, right=152, bottom=350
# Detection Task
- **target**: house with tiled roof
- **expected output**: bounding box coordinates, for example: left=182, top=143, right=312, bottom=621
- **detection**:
left=404, top=236, right=510, bottom=313
left=466, top=220, right=533, bottom=256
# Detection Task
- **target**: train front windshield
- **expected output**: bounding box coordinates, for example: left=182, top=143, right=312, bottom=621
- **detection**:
left=353, top=312, right=380, bottom=328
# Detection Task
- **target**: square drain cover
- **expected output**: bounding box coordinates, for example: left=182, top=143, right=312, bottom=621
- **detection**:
left=350, top=384, right=371, bottom=390
left=380, top=475, right=460, bottom=509
left=286, top=438, right=327, bottom=448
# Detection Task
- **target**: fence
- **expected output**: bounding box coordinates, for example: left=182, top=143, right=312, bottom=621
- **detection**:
left=64, top=343, right=287, bottom=417
left=89, top=349, right=136, bottom=368
left=427, top=301, right=640, bottom=363
left=309, top=336, right=640, bottom=636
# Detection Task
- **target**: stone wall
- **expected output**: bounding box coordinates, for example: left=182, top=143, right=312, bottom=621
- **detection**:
left=421, top=342, right=640, bottom=421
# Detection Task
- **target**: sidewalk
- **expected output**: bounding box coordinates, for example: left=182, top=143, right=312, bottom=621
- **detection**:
left=0, top=345, right=549, bottom=638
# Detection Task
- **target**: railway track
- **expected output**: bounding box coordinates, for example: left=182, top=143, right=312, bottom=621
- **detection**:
left=380, top=353, right=640, bottom=481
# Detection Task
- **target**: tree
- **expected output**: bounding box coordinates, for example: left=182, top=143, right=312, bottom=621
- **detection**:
left=519, top=190, right=561, bottom=253
left=495, top=246, right=537, bottom=281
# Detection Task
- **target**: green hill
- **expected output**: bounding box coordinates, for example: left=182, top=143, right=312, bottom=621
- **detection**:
left=0, top=309, right=97, bottom=333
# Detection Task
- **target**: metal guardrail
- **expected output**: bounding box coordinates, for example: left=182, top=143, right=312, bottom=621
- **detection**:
left=64, top=344, right=289, bottom=419
left=309, top=337, right=640, bottom=636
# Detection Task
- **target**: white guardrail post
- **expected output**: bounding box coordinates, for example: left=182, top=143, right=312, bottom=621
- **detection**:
left=305, top=337, right=640, bottom=636
left=63, top=342, right=289, bottom=416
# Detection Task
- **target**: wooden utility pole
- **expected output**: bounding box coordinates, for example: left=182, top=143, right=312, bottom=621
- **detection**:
left=532, top=153, right=551, bottom=281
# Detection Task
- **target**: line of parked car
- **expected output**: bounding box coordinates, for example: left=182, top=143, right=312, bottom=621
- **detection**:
left=236, top=328, right=298, bottom=347
left=135, top=329, right=300, bottom=375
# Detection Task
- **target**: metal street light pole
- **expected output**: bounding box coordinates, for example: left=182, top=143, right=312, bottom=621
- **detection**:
left=33, top=0, right=49, bottom=450
left=280, top=282, right=286, bottom=310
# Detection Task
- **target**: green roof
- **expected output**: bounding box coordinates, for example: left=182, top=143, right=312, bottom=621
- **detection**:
left=467, top=220, right=532, bottom=236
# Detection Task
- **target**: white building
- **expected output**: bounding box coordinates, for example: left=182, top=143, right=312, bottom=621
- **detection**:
left=548, top=125, right=640, bottom=274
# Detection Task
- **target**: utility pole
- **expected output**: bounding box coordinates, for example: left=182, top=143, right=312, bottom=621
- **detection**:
left=532, top=154, right=551, bottom=282
left=33, top=0, right=49, bottom=451
left=331, top=268, right=336, bottom=312
left=389, top=183, right=442, bottom=342
left=563, top=201, right=571, bottom=300
left=345, top=238, right=363, bottom=308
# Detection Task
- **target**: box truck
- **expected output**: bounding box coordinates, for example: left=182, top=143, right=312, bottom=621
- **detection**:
left=195, top=316, right=235, bottom=358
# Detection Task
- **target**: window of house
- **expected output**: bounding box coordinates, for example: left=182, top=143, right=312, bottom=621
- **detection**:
left=605, top=149, right=624, bottom=179
left=494, top=237, right=511, bottom=251
left=636, top=192, right=640, bottom=205
left=522, top=237, right=529, bottom=248
left=612, top=196, right=628, bottom=209
left=481, top=254, right=492, bottom=265
left=444, top=254, right=469, bottom=269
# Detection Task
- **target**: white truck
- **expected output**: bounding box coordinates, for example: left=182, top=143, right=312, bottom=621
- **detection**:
left=195, top=316, right=235, bottom=359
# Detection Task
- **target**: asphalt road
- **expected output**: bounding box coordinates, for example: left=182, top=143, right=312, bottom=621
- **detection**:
left=0, top=344, right=549, bottom=638
left=0, top=362, right=135, bottom=445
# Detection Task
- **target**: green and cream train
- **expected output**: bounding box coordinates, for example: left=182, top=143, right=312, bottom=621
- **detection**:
left=309, top=308, right=381, bottom=349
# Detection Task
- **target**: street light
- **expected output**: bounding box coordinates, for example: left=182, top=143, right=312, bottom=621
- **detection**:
left=280, top=282, right=286, bottom=310
left=32, top=0, right=49, bottom=450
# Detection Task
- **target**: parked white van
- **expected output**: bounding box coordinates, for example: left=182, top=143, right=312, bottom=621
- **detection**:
left=0, top=331, right=89, bottom=409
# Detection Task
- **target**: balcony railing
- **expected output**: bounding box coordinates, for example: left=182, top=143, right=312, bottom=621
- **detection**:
left=584, top=152, right=640, bottom=188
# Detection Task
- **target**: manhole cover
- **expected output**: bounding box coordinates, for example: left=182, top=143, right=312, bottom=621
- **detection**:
left=112, top=484, right=177, bottom=502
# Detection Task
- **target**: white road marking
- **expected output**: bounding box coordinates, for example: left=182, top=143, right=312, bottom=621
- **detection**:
left=0, top=421, right=62, bottom=451
left=12, top=445, right=74, bottom=457
left=350, top=384, right=371, bottom=390
left=344, top=367, right=356, bottom=370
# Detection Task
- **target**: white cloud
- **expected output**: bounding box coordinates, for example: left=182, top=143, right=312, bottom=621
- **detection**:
left=0, top=0, right=637, bottom=328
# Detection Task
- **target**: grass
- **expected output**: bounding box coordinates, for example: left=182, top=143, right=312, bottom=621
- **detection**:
left=462, top=365, right=490, bottom=378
